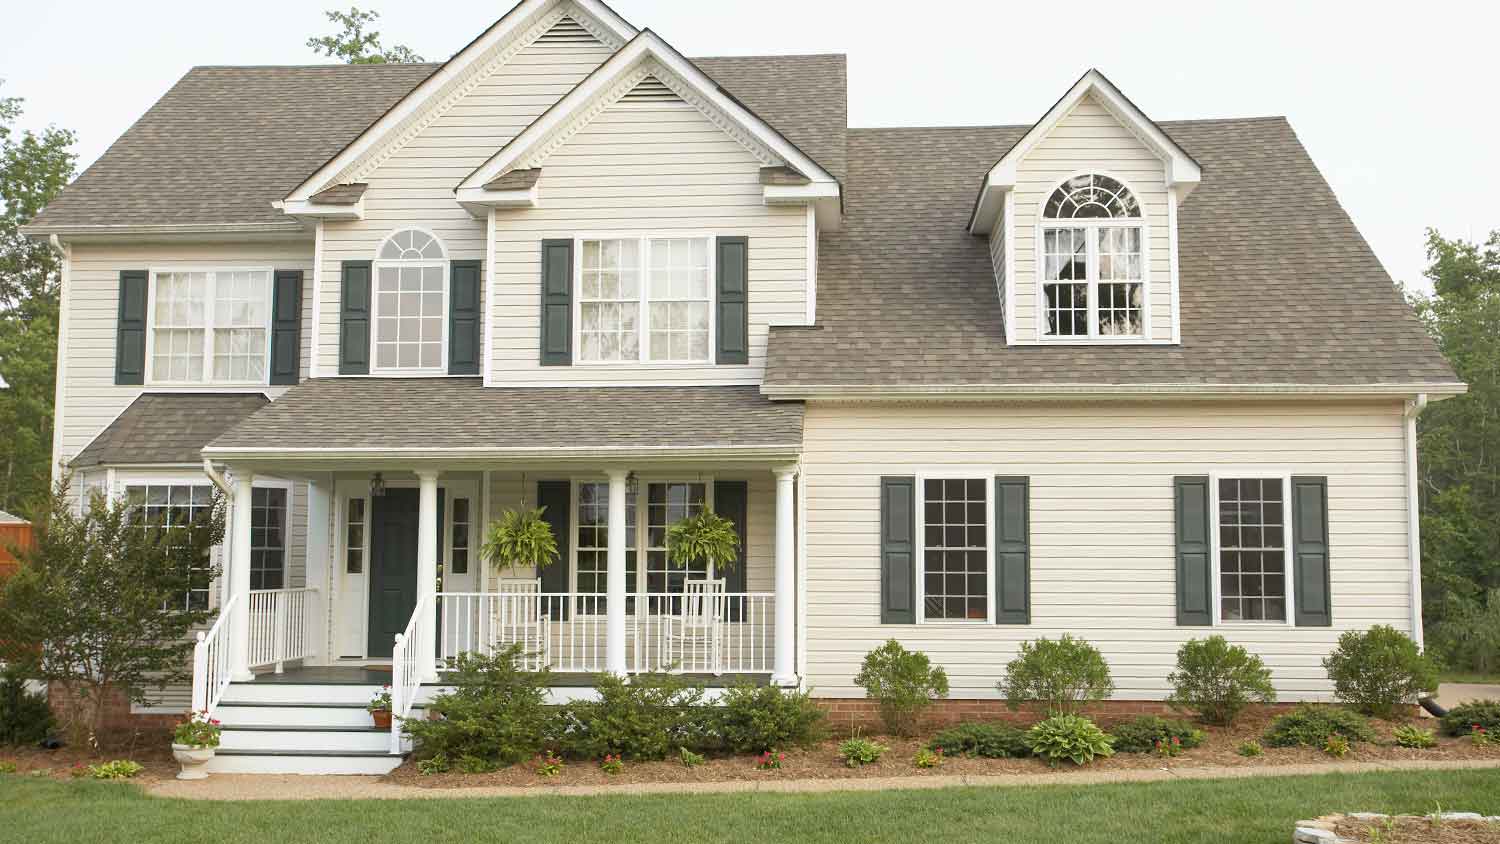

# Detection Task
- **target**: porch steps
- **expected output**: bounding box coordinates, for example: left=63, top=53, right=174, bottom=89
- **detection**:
left=205, top=678, right=416, bottom=775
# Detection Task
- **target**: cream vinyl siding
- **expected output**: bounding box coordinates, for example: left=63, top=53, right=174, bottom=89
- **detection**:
left=57, top=240, right=312, bottom=464
left=315, top=35, right=616, bottom=374
left=1011, top=94, right=1173, bottom=343
left=488, top=98, right=808, bottom=385
left=801, top=400, right=1412, bottom=701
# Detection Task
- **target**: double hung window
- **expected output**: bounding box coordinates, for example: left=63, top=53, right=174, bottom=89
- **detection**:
left=149, top=269, right=272, bottom=383
left=578, top=237, right=712, bottom=363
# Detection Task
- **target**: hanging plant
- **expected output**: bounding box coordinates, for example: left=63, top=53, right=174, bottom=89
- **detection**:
left=665, top=510, right=740, bottom=573
left=481, top=507, right=559, bottom=571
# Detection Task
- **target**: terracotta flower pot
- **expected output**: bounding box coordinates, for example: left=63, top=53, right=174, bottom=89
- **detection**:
left=172, top=743, right=215, bottom=780
left=371, top=709, right=393, bottom=730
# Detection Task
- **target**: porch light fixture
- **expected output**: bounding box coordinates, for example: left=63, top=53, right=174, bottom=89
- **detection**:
left=370, top=472, right=386, bottom=498
left=625, top=471, right=639, bottom=496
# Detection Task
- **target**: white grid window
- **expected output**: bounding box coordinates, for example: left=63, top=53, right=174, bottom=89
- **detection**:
left=125, top=483, right=216, bottom=611
left=345, top=498, right=365, bottom=574
left=645, top=482, right=707, bottom=595
left=373, top=229, right=447, bottom=372
left=1218, top=478, right=1287, bottom=622
left=579, top=239, right=641, bottom=363
left=647, top=238, right=710, bottom=361
left=1040, top=174, right=1145, bottom=340
left=577, top=236, right=713, bottom=364
left=450, top=498, right=472, bottom=576
left=922, top=479, right=988, bottom=621
left=1042, top=228, right=1088, bottom=337
left=149, top=270, right=271, bottom=383
left=575, top=482, right=637, bottom=611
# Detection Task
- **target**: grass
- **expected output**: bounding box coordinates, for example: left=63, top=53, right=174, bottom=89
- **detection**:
left=2, top=769, right=1499, bottom=844
left=1439, top=670, right=1500, bottom=685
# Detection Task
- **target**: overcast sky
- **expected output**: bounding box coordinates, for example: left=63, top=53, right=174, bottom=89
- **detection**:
left=6, top=1, right=1495, bottom=292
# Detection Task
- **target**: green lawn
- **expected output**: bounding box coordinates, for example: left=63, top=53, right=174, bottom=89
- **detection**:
left=1440, top=670, right=1500, bottom=685
left=3, top=770, right=1499, bottom=844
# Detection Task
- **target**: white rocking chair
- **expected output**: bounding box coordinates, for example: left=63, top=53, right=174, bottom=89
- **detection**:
left=493, top=578, right=549, bottom=670
left=662, top=578, right=725, bottom=675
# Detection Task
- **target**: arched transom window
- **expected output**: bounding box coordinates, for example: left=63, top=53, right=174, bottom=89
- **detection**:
left=1040, top=174, right=1144, bottom=339
left=373, top=229, right=447, bottom=372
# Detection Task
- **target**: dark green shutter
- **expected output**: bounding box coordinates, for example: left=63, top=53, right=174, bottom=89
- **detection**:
left=448, top=260, right=481, bottom=375
left=715, top=236, right=749, bottom=365
left=715, top=480, right=749, bottom=620
left=114, top=270, right=147, bottom=385
left=880, top=476, right=916, bottom=624
left=994, top=476, right=1031, bottom=624
left=539, top=240, right=572, bottom=366
left=536, top=480, right=570, bottom=621
left=1292, top=476, right=1332, bottom=627
left=269, top=270, right=303, bottom=386
left=338, top=261, right=371, bottom=375
left=1174, top=476, right=1212, bottom=626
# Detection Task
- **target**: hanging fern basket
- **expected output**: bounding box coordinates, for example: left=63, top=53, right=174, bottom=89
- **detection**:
left=664, top=510, right=740, bottom=573
left=481, top=506, right=560, bottom=572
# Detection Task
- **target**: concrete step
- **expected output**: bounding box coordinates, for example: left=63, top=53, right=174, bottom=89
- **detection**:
left=225, top=682, right=387, bottom=706
left=204, top=749, right=402, bottom=776
left=218, top=725, right=393, bottom=754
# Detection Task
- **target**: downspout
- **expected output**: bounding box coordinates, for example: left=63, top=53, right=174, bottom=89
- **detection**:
left=47, top=235, right=71, bottom=486
left=1404, top=394, right=1428, bottom=648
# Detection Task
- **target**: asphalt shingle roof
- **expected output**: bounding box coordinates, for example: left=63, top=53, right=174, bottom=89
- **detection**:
left=72, top=393, right=270, bottom=467
left=763, top=118, right=1458, bottom=390
left=207, top=381, right=803, bottom=452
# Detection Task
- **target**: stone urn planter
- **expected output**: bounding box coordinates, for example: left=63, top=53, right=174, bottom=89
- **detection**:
left=172, top=744, right=215, bottom=780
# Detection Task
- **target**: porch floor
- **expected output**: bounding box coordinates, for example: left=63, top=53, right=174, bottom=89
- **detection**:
left=252, top=665, right=771, bottom=688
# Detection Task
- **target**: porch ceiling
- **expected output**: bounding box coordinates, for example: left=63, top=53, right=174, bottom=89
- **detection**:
left=202, top=379, right=804, bottom=467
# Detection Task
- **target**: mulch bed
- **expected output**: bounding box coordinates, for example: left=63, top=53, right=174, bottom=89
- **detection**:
left=0, top=727, right=178, bottom=784
left=1333, top=816, right=1500, bottom=843
left=383, top=708, right=1500, bottom=789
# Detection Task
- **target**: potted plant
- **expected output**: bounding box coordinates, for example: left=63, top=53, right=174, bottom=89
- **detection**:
left=481, top=507, right=559, bottom=573
left=368, top=686, right=393, bottom=729
left=665, top=510, right=740, bottom=574
left=171, top=710, right=222, bottom=780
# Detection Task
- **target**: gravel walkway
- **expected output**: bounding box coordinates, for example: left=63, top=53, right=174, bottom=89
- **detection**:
left=146, top=758, right=1500, bottom=802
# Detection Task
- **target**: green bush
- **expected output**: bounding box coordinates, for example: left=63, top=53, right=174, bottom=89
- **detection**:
left=1166, top=636, right=1277, bottom=725
left=927, top=722, right=1032, bottom=759
left=1000, top=635, right=1114, bottom=716
left=1027, top=714, right=1114, bottom=766
left=1393, top=725, right=1437, bottom=749
left=838, top=736, right=887, bottom=768
left=717, top=682, right=825, bottom=754
left=0, top=667, right=53, bottom=746
left=1108, top=715, right=1206, bottom=754
left=1263, top=705, right=1377, bottom=748
left=402, top=645, right=557, bottom=768
left=1439, top=699, right=1500, bottom=737
left=562, top=671, right=707, bottom=761
left=1322, top=625, right=1438, bottom=719
left=1236, top=740, right=1263, bottom=757
left=87, top=760, right=142, bottom=780
left=852, top=640, right=949, bottom=736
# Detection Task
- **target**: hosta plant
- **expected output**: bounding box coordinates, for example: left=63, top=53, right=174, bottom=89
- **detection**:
left=1392, top=725, right=1437, bottom=749
left=1236, top=741, right=1264, bottom=758
left=1027, top=714, right=1114, bottom=767
left=838, top=736, right=887, bottom=768
left=913, top=747, right=944, bottom=769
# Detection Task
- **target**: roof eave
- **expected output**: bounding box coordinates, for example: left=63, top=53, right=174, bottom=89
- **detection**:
left=201, top=442, right=804, bottom=466
left=759, top=382, right=1470, bottom=402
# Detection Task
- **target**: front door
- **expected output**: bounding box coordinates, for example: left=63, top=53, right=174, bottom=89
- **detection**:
left=367, top=489, right=420, bottom=658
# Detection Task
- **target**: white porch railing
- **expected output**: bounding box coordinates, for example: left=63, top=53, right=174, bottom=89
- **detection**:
left=436, top=592, right=775, bottom=676
left=247, top=587, right=319, bottom=673
left=190, top=594, right=237, bottom=717
left=389, top=594, right=426, bottom=755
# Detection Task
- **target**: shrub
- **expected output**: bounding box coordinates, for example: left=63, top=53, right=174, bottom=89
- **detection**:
left=1000, top=635, right=1114, bottom=716
left=913, top=747, right=943, bottom=769
left=838, top=736, right=887, bottom=768
left=1165, top=636, right=1277, bottom=725
left=1108, top=715, right=1206, bottom=754
left=1322, top=625, right=1438, bottom=719
left=402, top=645, right=557, bottom=768
left=1438, top=699, right=1500, bottom=737
left=417, top=754, right=449, bottom=775
left=1027, top=714, right=1114, bottom=766
left=927, top=722, right=1033, bottom=759
left=1323, top=734, right=1350, bottom=758
left=0, top=667, right=54, bottom=746
left=1263, top=705, right=1377, bottom=748
left=678, top=746, right=704, bottom=767
left=852, top=640, right=949, bottom=736
left=87, top=760, right=142, bottom=780
left=1236, top=740, right=1263, bottom=757
left=717, top=682, right=825, bottom=754
left=562, top=671, right=706, bottom=761
left=1393, top=725, right=1437, bottom=749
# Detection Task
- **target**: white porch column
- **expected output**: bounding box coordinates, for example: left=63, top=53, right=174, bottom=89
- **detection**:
left=772, top=465, right=798, bottom=686
left=416, top=470, right=440, bottom=683
left=228, top=469, right=255, bottom=681
left=605, top=468, right=629, bottom=677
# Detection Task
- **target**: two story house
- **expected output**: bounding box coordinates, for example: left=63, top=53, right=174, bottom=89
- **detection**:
left=24, top=0, right=1462, bottom=774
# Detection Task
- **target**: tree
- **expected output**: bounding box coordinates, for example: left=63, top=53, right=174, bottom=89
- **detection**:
left=1409, top=228, right=1500, bottom=670
left=0, top=478, right=224, bottom=744
left=307, top=7, right=425, bottom=64
left=0, top=80, right=76, bottom=515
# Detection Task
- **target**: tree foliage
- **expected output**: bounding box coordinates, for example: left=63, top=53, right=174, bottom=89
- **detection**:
left=0, top=478, right=223, bottom=743
left=1409, top=228, right=1500, bottom=671
left=0, top=81, right=76, bottom=515
left=307, top=7, right=425, bottom=64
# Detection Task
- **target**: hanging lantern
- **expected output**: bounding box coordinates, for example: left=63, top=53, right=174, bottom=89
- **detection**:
left=370, top=472, right=386, bottom=497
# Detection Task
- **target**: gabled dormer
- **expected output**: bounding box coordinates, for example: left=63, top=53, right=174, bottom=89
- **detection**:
left=971, top=70, right=1200, bottom=345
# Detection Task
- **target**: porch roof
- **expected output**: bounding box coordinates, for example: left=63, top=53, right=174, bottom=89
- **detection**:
left=72, top=392, right=270, bottom=468
left=203, top=379, right=804, bottom=463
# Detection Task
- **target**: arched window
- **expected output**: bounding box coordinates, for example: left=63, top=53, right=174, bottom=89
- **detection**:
left=1040, top=174, right=1144, bottom=338
left=373, top=229, right=447, bottom=372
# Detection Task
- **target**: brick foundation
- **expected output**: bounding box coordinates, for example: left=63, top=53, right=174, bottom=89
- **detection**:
left=813, top=697, right=1302, bottom=733
left=48, top=682, right=182, bottom=733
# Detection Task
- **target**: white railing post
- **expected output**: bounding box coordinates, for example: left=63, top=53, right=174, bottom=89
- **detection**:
left=272, top=592, right=287, bottom=673
left=191, top=631, right=208, bottom=713
left=772, top=466, right=798, bottom=686
left=389, top=632, right=406, bottom=756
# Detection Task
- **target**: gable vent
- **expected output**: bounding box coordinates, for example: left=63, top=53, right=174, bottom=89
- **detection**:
left=621, top=76, right=682, bottom=103
left=536, top=16, right=599, bottom=44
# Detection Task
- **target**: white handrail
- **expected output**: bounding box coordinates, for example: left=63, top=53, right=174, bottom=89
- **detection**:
left=190, top=593, right=238, bottom=717
left=247, top=587, right=319, bottom=673
left=389, top=594, right=425, bottom=755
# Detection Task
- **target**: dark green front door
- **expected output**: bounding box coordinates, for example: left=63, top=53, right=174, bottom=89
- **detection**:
left=368, top=489, right=420, bottom=658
